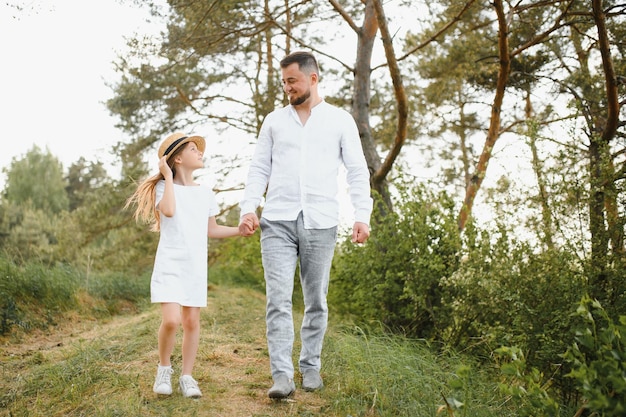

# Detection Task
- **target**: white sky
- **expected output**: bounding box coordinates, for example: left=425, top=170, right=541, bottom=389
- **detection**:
left=0, top=1, right=533, bottom=232
left=0, top=0, right=159, bottom=190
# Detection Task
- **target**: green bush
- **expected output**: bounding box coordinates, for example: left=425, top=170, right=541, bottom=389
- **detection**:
left=208, top=232, right=264, bottom=290
left=440, top=226, right=586, bottom=386
left=494, top=346, right=562, bottom=416
left=564, top=297, right=626, bottom=416
left=330, top=181, right=591, bottom=403
left=0, top=256, right=151, bottom=334
left=330, top=184, right=461, bottom=339
left=0, top=260, right=80, bottom=334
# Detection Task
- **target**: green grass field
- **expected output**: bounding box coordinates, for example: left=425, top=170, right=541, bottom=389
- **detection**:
left=1, top=285, right=521, bottom=417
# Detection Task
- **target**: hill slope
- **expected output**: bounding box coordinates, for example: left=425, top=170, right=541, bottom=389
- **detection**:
left=1, top=286, right=326, bottom=417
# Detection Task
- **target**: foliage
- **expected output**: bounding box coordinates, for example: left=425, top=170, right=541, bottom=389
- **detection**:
left=564, top=296, right=626, bottom=416
left=330, top=179, right=601, bottom=403
left=0, top=256, right=149, bottom=336
left=0, top=200, right=60, bottom=264
left=491, top=298, right=626, bottom=416
left=53, top=178, right=153, bottom=274
left=330, top=182, right=462, bottom=339
left=2, top=145, right=69, bottom=214
left=440, top=228, right=586, bottom=386
left=65, top=157, right=110, bottom=211
left=208, top=232, right=264, bottom=291
left=494, top=346, right=562, bottom=416
left=0, top=147, right=141, bottom=272
left=0, top=259, right=79, bottom=334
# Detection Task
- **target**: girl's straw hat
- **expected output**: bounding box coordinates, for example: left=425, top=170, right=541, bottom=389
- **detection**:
left=158, top=132, right=206, bottom=159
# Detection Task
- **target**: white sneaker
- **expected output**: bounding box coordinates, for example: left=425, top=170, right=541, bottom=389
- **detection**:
left=153, top=365, right=173, bottom=395
left=179, top=375, right=203, bottom=398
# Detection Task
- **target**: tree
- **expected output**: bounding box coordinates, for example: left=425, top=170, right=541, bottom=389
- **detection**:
left=0, top=146, right=68, bottom=262
left=108, top=0, right=436, bottom=217
left=65, top=157, right=109, bottom=211
left=2, top=145, right=69, bottom=214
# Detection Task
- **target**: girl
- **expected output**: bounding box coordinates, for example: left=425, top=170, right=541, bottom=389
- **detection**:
left=126, top=132, right=245, bottom=398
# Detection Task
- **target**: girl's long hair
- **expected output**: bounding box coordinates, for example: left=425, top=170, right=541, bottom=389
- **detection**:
left=124, top=145, right=185, bottom=232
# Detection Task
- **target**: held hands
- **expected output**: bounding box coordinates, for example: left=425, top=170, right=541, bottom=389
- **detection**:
left=239, top=213, right=260, bottom=237
left=352, top=222, right=370, bottom=244
left=237, top=214, right=368, bottom=242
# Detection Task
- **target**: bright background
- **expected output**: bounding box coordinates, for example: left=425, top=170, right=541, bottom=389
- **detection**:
left=0, top=0, right=158, bottom=189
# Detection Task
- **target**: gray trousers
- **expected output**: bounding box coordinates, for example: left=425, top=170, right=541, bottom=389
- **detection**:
left=260, top=212, right=337, bottom=379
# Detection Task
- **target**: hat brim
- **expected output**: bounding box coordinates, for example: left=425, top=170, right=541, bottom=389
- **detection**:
left=159, top=135, right=206, bottom=159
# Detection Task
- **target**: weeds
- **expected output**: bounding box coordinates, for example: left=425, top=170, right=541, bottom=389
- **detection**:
left=322, top=325, right=518, bottom=417
left=0, top=258, right=150, bottom=335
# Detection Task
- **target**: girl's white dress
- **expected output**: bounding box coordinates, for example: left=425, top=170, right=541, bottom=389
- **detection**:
left=150, top=181, right=219, bottom=307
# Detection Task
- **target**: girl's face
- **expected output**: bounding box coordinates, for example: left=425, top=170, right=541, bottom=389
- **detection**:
left=176, top=142, right=204, bottom=169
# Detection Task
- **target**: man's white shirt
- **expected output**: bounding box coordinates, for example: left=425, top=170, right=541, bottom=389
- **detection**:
left=240, top=100, right=373, bottom=229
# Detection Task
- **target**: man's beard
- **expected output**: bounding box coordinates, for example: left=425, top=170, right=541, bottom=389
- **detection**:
left=289, top=90, right=311, bottom=106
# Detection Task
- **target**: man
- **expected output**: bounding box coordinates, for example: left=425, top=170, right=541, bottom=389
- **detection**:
left=238, top=51, right=373, bottom=399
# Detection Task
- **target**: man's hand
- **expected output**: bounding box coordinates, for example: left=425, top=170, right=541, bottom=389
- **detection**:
left=239, top=213, right=260, bottom=237
left=351, top=222, right=370, bottom=244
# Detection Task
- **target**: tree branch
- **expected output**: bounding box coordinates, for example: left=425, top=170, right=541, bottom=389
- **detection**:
left=328, top=0, right=361, bottom=33
left=370, top=0, right=409, bottom=188
left=397, top=0, right=477, bottom=62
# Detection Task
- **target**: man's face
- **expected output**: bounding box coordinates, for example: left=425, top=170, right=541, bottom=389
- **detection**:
left=281, top=63, right=312, bottom=106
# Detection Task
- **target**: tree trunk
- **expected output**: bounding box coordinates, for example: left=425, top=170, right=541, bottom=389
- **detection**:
left=588, top=0, right=622, bottom=302
left=349, top=0, right=393, bottom=212
left=458, top=0, right=511, bottom=231
left=370, top=0, right=409, bottom=207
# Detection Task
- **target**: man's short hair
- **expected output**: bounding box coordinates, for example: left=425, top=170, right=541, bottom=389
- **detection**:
left=280, top=51, right=319, bottom=75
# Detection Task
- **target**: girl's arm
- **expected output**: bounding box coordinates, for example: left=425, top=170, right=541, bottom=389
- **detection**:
left=157, top=157, right=176, bottom=217
left=208, top=216, right=241, bottom=238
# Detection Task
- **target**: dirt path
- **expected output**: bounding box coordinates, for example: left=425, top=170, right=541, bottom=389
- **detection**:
left=0, top=286, right=330, bottom=417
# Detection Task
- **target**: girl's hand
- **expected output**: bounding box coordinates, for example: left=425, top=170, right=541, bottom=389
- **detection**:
left=158, top=156, right=173, bottom=180
left=238, top=213, right=259, bottom=237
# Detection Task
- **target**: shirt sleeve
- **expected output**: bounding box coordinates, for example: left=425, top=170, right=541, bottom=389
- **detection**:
left=239, top=114, right=274, bottom=216
left=340, top=112, right=373, bottom=225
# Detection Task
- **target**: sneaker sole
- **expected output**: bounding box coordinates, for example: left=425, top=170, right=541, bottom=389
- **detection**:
left=153, top=386, right=173, bottom=395
left=179, top=386, right=202, bottom=398
left=268, top=388, right=295, bottom=399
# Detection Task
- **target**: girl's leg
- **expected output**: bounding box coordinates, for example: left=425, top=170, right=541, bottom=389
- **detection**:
left=181, top=306, right=201, bottom=375
left=158, top=303, right=181, bottom=366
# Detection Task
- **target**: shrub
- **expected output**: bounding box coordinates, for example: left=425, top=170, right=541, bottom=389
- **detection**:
left=440, top=227, right=586, bottom=378
left=330, top=184, right=461, bottom=339
left=564, top=296, right=626, bottom=416
left=0, top=260, right=80, bottom=334
left=208, top=231, right=264, bottom=290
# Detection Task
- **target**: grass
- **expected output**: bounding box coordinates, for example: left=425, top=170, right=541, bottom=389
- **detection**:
left=0, top=259, right=151, bottom=338
left=0, top=282, right=526, bottom=417
left=322, top=327, right=513, bottom=416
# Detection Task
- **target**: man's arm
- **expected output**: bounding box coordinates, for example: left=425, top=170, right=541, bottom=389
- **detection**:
left=239, top=116, right=274, bottom=233
left=341, top=112, right=374, bottom=228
